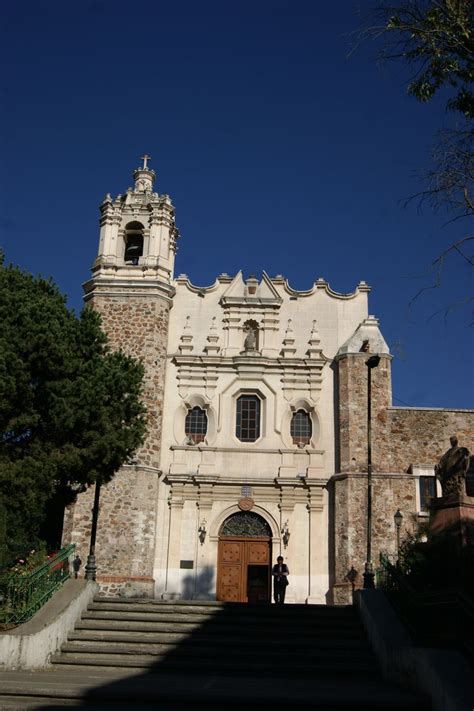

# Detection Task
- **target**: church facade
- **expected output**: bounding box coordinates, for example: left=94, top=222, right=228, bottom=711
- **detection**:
left=63, top=160, right=474, bottom=604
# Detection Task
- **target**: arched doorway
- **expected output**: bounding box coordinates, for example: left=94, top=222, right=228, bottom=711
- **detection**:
left=217, top=511, right=272, bottom=603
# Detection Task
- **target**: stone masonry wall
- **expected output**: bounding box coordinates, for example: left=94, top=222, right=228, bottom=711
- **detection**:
left=331, top=473, right=417, bottom=604
left=93, top=293, right=170, bottom=468
left=383, top=408, right=474, bottom=472
left=63, top=467, right=158, bottom=596
left=337, top=353, right=392, bottom=473
left=333, top=352, right=473, bottom=604
left=62, top=291, right=170, bottom=595
left=337, top=353, right=473, bottom=474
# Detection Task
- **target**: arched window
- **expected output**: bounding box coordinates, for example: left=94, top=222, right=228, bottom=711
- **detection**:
left=124, top=221, right=144, bottom=265
left=220, top=512, right=272, bottom=537
left=185, top=406, right=207, bottom=443
left=291, top=409, right=312, bottom=445
left=236, top=395, right=260, bottom=442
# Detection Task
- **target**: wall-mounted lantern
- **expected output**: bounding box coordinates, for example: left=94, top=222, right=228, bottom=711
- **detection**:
left=198, top=520, right=207, bottom=546
left=394, top=509, right=403, bottom=559
left=281, top=520, right=290, bottom=549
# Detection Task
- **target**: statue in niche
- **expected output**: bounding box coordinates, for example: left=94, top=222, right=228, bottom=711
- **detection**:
left=435, top=436, right=470, bottom=499
left=243, top=323, right=258, bottom=352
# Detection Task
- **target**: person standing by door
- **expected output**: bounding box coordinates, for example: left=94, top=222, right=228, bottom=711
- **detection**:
left=272, top=555, right=289, bottom=604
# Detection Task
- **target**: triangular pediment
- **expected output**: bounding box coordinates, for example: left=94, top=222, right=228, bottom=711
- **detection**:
left=260, top=272, right=281, bottom=300
left=220, top=271, right=282, bottom=306
left=221, top=271, right=245, bottom=299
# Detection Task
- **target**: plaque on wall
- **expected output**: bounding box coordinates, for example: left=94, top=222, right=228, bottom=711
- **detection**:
left=180, top=560, right=194, bottom=569
left=238, top=497, right=254, bottom=511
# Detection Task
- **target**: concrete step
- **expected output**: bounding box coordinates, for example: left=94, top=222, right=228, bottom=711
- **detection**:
left=67, top=630, right=371, bottom=651
left=50, top=653, right=378, bottom=677
left=85, top=607, right=359, bottom=625
left=0, top=669, right=430, bottom=709
left=89, top=600, right=356, bottom=617
left=91, top=595, right=354, bottom=614
left=60, top=639, right=375, bottom=662
left=0, top=600, right=431, bottom=709
left=76, top=616, right=365, bottom=637
left=82, top=608, right=362, bottom=625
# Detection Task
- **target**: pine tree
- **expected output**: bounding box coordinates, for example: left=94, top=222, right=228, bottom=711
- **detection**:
left=0, top=253, right=146, bottom=562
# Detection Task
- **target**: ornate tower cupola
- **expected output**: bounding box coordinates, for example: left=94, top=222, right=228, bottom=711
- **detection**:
left=89, top=155, right=179, bottom=294
left=133, top=153, right=155, bottom=193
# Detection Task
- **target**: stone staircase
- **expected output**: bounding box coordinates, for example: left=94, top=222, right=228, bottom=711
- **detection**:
left=0, top=598, right=430, bottom=708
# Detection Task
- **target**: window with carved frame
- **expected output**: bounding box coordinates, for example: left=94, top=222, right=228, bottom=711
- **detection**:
left=185, top=406, right=207, bottom=443
left=290, top=409, right=312, bottom=445
left=236, top=395, right=261, bottom=442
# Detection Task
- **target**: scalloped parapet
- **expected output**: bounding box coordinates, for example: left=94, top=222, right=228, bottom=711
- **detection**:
left=283, top=277, right=371, bottom=300
left=173, top=271, right=370, bottom=300
left=170, top=271, right=371, bottom=361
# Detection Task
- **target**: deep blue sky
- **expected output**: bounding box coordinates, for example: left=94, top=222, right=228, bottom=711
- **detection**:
left=1, top=1, right=472, bottom=410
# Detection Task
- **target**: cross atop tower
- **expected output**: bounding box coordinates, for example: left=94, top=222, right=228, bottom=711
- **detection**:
left=133, top=155, right=156, bottom=193
left=140, top=154, right=152, bottom=169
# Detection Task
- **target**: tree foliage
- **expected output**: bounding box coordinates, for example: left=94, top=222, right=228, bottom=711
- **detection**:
left=397, top=524, right=474, bottom=592
left=0, top=254, right=146, bottom=561
left=366, top=0, right=474, bottom=117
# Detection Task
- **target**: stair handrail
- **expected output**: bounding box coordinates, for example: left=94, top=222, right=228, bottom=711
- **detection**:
left=0, top=544, right=76, bottom=626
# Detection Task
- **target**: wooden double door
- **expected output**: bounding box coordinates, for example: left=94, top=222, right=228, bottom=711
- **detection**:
left=217, top=536, right=271, bottom=603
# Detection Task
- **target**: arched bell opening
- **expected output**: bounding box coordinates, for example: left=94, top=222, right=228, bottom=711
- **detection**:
left=124, top=221, right=144, bottom=265
left=217, top=511, right=272, bottom=604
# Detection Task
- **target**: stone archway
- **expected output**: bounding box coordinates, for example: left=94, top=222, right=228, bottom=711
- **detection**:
left=217, top=511, right=272, bottom=603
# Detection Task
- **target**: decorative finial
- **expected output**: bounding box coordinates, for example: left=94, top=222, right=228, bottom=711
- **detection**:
left=140, top=154, right=152, bottom=169
left=281, top=319, right=296, bottom=358
left=179, top=316, right=193, bottom=354
left=307, top=319, right=322, bottom=359
left=205, top=316, right=220, bottom=354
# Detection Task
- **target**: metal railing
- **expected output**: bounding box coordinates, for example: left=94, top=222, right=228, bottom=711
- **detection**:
left=377, top=552, right=474, bottom=662
left=0, top=544, right=75, bottom=626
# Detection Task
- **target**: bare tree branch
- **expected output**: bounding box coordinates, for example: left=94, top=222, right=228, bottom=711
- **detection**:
left=407, top=236, right=474, bottom=317
left=352, top=2, right=473, bottom=319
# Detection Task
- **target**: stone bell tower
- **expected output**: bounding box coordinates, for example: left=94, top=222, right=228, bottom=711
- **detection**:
left=63, top=156, right=178, bottom=596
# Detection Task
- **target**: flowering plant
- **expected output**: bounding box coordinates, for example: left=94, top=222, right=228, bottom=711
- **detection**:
left=9, top=545, right=48, bottom=576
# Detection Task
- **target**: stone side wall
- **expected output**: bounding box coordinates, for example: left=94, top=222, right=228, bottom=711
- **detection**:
left=333, top=352, right=473, bottom=604
left=92, top=293, right=170, bottom=468
left=337, top=353, right=392, bottom=473
left=331, top=473, right=417, bottom=604
left=337, top=353, right=473, bottom=475
left=383, top=408, right=474, bottom=472
left=63, top=467, right=158, bottom=596
left=62, top=290, right=170, bottom=595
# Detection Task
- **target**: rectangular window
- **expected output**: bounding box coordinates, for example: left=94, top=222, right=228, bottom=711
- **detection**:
left=419, top=476, right=436, bottom=512
left=236, top=396, right=260, bottom=442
